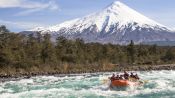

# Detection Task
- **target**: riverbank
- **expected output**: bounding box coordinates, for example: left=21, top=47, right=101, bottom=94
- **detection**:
left=0, top=64, right=175, bottom=82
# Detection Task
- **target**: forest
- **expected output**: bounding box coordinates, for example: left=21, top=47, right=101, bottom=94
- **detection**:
left=0, top=25, right=175, bottom=75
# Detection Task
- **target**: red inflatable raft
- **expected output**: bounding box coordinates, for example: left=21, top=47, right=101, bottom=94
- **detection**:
left=111, top=80, right=140, bottom=87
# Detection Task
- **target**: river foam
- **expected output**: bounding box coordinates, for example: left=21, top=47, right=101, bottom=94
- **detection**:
left=0, top=70, right=175, bottom=98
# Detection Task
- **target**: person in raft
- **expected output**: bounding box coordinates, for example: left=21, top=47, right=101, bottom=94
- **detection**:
left=110, top=73, right=116, bottom=81
left=110, top=71, right=140, bottom=81
left=124, top=71, right=129, bottom=79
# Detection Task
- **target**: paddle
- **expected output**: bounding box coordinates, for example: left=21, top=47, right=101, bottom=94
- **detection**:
left=101, top=77, right=110, bottom=84
left=139, top=79, right=149, bottom=84
left=143, top=80, right=149, bottom=83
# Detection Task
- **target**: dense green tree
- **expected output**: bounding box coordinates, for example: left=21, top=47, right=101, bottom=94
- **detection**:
left=0, top=25, right=9, bottom=34
left=1, top=25, right=175, bottom=74
left=126, top=40, right=136, bottom=65
left=74, top=38, right=85, bottom=63
left=162, top=48, right=175, bottom=62
left=149, top=44, right=158, bottom=55
left=41, top=34, right=56, bottom=64
left=25, top=34, right=42, bottom=65
left=55, top=36, right=67, bottom=61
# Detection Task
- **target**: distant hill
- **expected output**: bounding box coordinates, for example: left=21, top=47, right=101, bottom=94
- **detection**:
left=142, top=41, right=175, bottom=46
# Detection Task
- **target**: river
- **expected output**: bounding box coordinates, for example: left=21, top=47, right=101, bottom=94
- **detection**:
left=0, top=70, right=175, bottom=98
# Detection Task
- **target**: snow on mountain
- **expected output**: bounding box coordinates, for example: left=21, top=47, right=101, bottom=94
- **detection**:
left=23, top=1, right=175, bottom=44
left=36, top=1, right=168, bottom=32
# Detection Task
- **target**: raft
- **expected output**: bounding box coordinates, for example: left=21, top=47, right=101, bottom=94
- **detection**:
left=111, top=80, right=140, bottom=87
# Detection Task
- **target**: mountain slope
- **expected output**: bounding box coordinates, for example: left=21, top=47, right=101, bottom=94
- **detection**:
left=23, top=1, right=175, bottom=44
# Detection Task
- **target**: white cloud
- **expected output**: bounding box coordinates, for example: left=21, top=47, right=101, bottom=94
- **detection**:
left=0, top=19, right=47, bottom=31
left=0, top=0, right=59, bottom=16
left=173, top=28, right=175, bottom=31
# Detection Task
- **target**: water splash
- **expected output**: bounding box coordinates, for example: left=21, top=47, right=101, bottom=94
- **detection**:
left=0, top=70, right=175, bottom=98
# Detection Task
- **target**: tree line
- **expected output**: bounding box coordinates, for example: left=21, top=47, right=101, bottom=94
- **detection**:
left=0, top=25, right=175, bottom=74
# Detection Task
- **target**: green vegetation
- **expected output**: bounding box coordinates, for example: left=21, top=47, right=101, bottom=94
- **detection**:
left=0, top=25, right=175, bottom=75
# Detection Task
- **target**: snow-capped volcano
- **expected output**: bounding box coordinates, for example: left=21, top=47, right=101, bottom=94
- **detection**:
left=24, top=1, right=175, bottom=44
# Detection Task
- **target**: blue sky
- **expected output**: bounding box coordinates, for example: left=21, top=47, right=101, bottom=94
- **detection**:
left=0, top=0, right=175, bottom=32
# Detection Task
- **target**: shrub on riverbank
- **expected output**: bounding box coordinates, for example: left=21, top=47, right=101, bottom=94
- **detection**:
left=0, top=25, right=175, bottom=75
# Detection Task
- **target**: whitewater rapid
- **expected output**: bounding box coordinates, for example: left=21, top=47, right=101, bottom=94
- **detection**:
left=0, top=70, right=175, bottom=98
